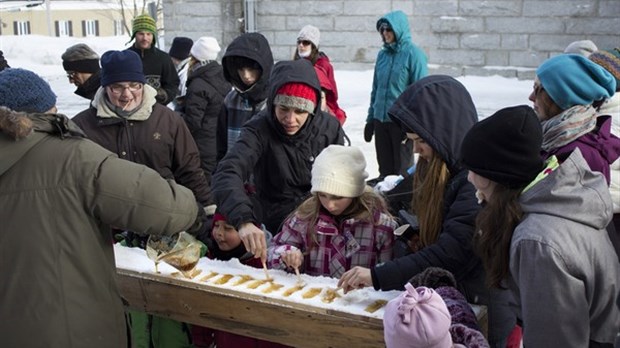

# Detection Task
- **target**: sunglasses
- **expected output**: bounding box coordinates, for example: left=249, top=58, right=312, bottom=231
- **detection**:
left=297, top=40, right=312, bottom=46
left=379, top=23, right=392, bottom=33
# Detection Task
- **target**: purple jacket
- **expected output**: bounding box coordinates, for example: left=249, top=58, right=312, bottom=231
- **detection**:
left=542, top=116, right=620, bottom=184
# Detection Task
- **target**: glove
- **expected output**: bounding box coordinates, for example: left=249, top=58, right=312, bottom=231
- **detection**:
left=364, top=122, right=374, bottom=143
left=155, top=88, right=168, bottom=104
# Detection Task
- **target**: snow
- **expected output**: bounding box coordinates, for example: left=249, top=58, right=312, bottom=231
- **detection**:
left=2, top=33, right=511, bottom=322
left=0, top=34, right=534, bottom=179
left=115, top=244, right=401, bottom=319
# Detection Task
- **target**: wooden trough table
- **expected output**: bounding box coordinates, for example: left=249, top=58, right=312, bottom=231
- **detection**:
left=117, top=268, right=387, bottom=348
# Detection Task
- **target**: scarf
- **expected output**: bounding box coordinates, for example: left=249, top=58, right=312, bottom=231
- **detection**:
left=540, top=104, right=598, bottom=151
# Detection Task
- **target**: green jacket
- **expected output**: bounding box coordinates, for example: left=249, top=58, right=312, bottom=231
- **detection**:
left=0, top=107, right=198, bottom=347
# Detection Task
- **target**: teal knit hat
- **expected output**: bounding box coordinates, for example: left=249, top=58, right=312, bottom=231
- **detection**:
left=537, top=54, right=616, bottom=110
left=131, top=14, right=157, bottom=45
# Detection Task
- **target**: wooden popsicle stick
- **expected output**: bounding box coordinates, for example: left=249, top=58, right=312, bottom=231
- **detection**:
left=262, top=260, right=272, bottom=281
left=294, top=267, right=304, bottom=285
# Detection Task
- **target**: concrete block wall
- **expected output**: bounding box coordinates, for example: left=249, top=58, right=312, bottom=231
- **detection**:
left=164, top=0, right=620, bottom=79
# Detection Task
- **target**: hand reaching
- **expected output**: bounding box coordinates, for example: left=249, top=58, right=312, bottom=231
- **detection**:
left=238, top=223, right=267, bottom=262
left=338, top=266, right=372, bottom=294
left=281, top=248, right=303, bottom=270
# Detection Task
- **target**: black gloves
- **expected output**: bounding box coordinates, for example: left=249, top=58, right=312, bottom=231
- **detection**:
left=364, top=122, right=374, bottom=143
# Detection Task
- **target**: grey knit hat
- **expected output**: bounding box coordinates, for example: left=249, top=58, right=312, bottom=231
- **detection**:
left=297, top=25, right=320, bottom=47
left=61, top=43, right=100, bottom=73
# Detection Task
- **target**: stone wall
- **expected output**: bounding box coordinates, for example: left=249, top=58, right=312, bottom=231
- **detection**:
left=163, top=0, right=620, bottom=79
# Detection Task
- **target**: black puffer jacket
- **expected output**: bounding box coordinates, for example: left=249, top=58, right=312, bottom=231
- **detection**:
left=373, top=75, right=483, bottom=297
left=212, top=59, right=344, bottom=233
left=182, top=61, right=231, bottom=182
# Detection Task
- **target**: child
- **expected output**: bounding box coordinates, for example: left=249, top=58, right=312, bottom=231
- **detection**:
left=191, top=213, right=289, bottom=348
left=268, top=145, right=396, bottom=278
left=383, top=284, right=477, bottom=348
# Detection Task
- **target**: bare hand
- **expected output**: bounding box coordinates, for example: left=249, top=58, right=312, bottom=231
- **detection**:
left=238, top=223, right=267, bottom=262
left=338, top=266, right=372, bottom=294
left=281, top=249, right=303, bottom=270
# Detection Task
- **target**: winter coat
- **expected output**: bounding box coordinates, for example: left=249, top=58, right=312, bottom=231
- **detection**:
left=74, top=70, right=101, bottom=100
left=367, top=10, right=428, bottom=123
left=182, top=61, right=231, bottom=182
left=0, top=108, right=198, bottom=348
left=268, top=208, right=396, bottom=278
left=128, top=45, right=180, bottom=105
left=73, top=85, right=212, bottom=206
left=597, top=93, right=620, bottom=213
left=541, top=109, right=620, bottom=184
left=313, top=54, right=346, bottom=125
left=509, top=150, right=620, bottom=347
left=212, top=59, right=344, bottom=234
left=217, top=33, right=273, bottom=161
left=379, top=75, right=483, bottom=295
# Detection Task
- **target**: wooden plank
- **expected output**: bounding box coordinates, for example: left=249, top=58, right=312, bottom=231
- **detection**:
left=117, top=269, right=385, bottom=348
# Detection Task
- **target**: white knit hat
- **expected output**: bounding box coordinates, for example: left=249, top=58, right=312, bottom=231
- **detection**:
left=190, top=36, right=221, bottom=61
left=563, top=40, right=598, bottom=57
left=311, top=145, right=368, bottom=198
left=297, top=25, right=320, bottom=47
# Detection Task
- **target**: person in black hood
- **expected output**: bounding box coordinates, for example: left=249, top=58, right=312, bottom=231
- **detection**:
left=212, top=58, right=344, bottom=263
left=216, top=32, right=274, bottom=161
left=0, top=50, right=10, bottom=71
left=339, top=75, right=517, bottom=348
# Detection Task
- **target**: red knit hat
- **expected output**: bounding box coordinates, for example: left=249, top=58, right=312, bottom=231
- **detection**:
left=212, top=213, right=227, bottom=228
left=274, top=82, right=317, bottom=114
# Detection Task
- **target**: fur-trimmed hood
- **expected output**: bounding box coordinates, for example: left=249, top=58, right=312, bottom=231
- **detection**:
left=0, top=107, right=85, bottom=176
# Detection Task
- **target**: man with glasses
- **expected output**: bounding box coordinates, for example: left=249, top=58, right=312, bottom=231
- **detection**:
left=61, top=43, right=101, bottom=100
left=72, top=49, right=213, bottom=347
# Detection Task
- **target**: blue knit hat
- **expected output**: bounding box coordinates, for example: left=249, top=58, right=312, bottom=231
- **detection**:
left=537, top=54, right=616, bottom=110
left=0, top=68, right=56, bottom=113
left=100, top=50, right=146, bottom=86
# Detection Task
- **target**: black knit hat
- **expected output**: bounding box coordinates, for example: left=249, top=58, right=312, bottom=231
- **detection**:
left=168, top=37, right=193, bottom=60
left=461, top=105, right=543, bottom=189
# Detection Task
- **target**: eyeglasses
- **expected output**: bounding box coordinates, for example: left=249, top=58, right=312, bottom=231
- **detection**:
left=66, top=71, right=77, bottom=79
left=108, top=82, right=143, bottom=94
left=297, top=40, right=312, bottom=46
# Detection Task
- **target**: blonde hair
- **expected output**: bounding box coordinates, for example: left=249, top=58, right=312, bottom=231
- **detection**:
left=411, top=154, right=450, bottom=247
left=293, top=187, right=390, bottom=249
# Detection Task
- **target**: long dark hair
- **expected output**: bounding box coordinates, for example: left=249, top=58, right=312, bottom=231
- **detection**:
left=474, top=185, right=524, bottom=288
left=411, top=154, right=449, bottom=247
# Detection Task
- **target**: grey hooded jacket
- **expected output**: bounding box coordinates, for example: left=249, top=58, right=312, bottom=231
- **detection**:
left=510, top=149, right=620, bottom=347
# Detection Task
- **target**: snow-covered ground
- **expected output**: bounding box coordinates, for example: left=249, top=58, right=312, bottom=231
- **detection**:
left=1, top=35, right=534, bottom=178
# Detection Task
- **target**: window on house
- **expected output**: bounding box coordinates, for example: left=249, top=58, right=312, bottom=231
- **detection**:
left=82, top=20, right=99, bottom=37
left=13, top=21, right=30, bottom=35
left=55, top=20, right=73, bottom=37
left=114, top=19, right=124, bottom=36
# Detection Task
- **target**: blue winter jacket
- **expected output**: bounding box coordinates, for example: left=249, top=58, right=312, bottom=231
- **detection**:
left=367, top=10, right=428, bottom=123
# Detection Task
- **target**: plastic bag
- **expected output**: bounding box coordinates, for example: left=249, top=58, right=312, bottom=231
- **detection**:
left=146, top=232, right=202, bottom=278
